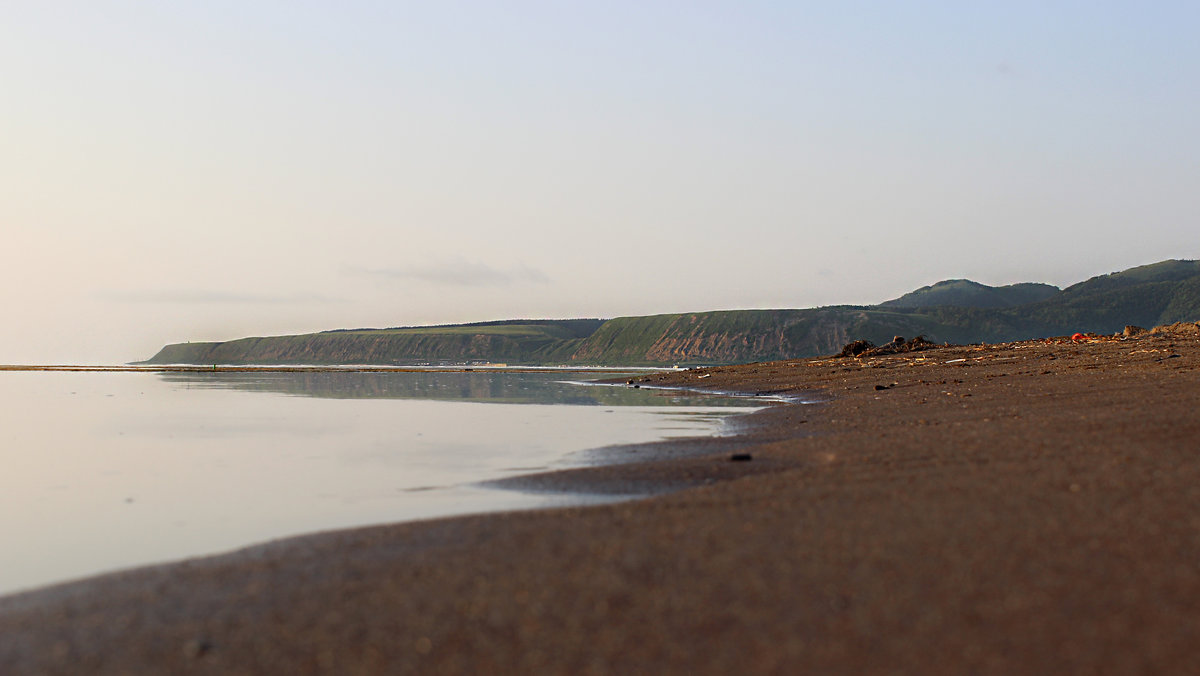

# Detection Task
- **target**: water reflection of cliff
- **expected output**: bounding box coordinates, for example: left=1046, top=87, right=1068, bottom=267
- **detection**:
left=156, top=371, right=759, bottom=407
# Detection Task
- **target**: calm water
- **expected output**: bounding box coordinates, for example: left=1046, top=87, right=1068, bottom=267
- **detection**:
left=0, top=369, right=757, bottom=595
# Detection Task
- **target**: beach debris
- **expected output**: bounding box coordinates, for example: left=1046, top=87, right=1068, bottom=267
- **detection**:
left=1071, top=332, right=1086, bottom=341
left=1151, top=321, right=1200, bottom=336
left=1123, top=325, right=1147, bottom=337
left=837, top=339, right=875, bottom=357
left=698, top=373, right=711, bottom=379
left=729, top=453, right=753, bottom=462
left=874, top=384, right=889, bottom=390
left=837, top=335, right=942, bottom=358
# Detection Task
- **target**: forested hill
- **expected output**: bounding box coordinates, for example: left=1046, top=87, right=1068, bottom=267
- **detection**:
left=141, top=259, right=1200, bottom=367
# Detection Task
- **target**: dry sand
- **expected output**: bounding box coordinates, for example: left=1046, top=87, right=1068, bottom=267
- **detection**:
left=2, top=329, right=1200, bottom=674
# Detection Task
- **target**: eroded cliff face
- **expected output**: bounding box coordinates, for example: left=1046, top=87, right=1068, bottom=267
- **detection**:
left=638, top=325, right=788, bottom=363
left=142, top=310, right=942, bottom=366
left=566, top=310, right=860, bottom=365
left=141, top=320, right=612, bottom=365
left=143, top=330, right=583, bottom=365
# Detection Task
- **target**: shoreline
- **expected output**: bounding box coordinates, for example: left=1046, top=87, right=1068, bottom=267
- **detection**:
left=4, top=330, right=1200, bottom=673
left=0, top=364, right=670, bottom=373
left=0, top=369, right=754, bottom=597
left=484, top=403, right=812, bottom=497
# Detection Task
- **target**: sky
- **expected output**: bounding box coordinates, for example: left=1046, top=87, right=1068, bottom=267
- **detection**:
left=4, top=2, right=1199, bottom=364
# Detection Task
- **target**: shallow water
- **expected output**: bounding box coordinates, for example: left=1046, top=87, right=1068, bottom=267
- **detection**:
left=0, top=370, right=757, bottom=595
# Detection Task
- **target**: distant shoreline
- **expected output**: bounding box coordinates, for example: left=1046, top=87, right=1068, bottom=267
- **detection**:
left=136, top=259, right=1200, bottom=369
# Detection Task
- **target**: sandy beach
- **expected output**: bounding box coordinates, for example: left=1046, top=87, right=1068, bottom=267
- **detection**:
left=3, top=327, right=1200, bottom=674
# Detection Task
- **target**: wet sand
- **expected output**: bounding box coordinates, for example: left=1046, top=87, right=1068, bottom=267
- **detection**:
left=3, top=330, right=1200, bottom=674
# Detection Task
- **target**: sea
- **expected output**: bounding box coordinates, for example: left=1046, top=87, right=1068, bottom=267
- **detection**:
left=0, top=367, right=760, bottom=596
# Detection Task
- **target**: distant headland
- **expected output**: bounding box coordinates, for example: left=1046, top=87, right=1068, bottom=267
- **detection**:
left=140, top=259, right=1200, bottom=367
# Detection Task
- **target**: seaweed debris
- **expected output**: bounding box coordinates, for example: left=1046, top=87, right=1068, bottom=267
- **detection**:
left=837, top=335, right=944, bottom=358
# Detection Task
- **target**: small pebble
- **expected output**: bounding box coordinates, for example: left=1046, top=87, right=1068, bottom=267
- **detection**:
left=182, top=638, right=213, bottom=659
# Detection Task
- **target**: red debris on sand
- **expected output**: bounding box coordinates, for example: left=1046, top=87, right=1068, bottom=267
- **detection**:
left=1071, top=333, right=1086, bottom=341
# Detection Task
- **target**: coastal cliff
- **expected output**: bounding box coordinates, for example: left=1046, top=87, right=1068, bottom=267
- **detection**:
left=142, top=259, right=1200, bottom=366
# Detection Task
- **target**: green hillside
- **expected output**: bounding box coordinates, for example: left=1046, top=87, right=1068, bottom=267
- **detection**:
left=880, top=280, right=1059, bottom=309
left=141, top=259, right=1200, bottom=367
left=992, top=260, right=1200, bottom=333
left=145, top=320, right=604, bottom=366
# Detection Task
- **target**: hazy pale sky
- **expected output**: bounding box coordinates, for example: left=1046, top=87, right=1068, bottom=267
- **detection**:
left=5, top=2, right=1199, bottom=363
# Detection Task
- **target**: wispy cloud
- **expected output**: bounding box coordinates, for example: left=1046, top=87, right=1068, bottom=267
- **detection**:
left=351, top=260, right=550, bottom=287
left=102, top=290, right=342, bottom=305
